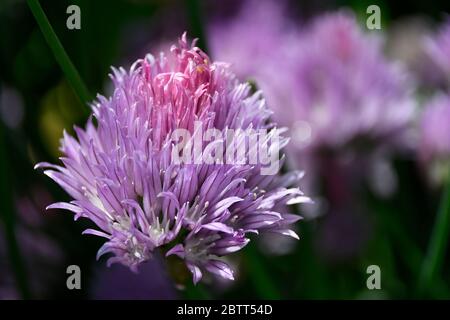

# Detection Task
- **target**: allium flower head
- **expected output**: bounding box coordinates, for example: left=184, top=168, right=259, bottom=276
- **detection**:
left=272, top=12, right=415, bottom=150
left=36, top=33, right=307, bottom=283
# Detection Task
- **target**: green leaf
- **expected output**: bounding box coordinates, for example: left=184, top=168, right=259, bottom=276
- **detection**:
left=27, top=0, right=91, bottom=111
left=418, top=174, right=450, bottom=296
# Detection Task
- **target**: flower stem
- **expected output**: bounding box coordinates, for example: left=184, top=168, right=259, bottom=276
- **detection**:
left=246, top=244, right=282, bottom=299
left=27, top=0, right=92, bottom=109
left=418, top=175, right=450, bottom=296
left=0, top=119, right=31, bottom=299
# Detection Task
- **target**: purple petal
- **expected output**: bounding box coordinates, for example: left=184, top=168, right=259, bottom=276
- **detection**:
left=204, top=260, right=234, bottom=281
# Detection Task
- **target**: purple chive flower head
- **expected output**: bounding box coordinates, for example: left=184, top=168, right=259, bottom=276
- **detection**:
left=419, top=93, right=450, bottom=184
left=35, top=34, right=308, bottom=283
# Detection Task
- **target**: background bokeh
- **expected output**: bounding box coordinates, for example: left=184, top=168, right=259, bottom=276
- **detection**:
left=1, top=0, right=450, bottom=299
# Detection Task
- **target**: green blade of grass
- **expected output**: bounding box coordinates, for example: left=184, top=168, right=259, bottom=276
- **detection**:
left=27, top=0, right=91, bottom=109
left=418, top=175, right=450, bottom=296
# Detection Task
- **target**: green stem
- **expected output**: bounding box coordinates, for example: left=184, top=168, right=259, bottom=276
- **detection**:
left=245, top=245, right=282, bottom=299
left=378, top=202, right=422, bottom=274
left=0, top=120, right=31, bottom=299
left=372, top=194, right=450, bottom=298
left=418, top=175, right=450, bottom=296
left=27, top=0, right=91, bottom=109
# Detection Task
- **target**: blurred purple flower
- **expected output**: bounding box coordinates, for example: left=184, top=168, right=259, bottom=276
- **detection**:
left=419, top=93, right=450, bottom=185
left=36, top=34, right=308, bottom=284
left=426, top=18, right=450, bottom=85
left=290, top=13, right=414, bottom=149
left=420, top=94, right=450, bottom=160
left=385, top=18, right=441, bottom=90
left=213, top=8, right=415, bottom=151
